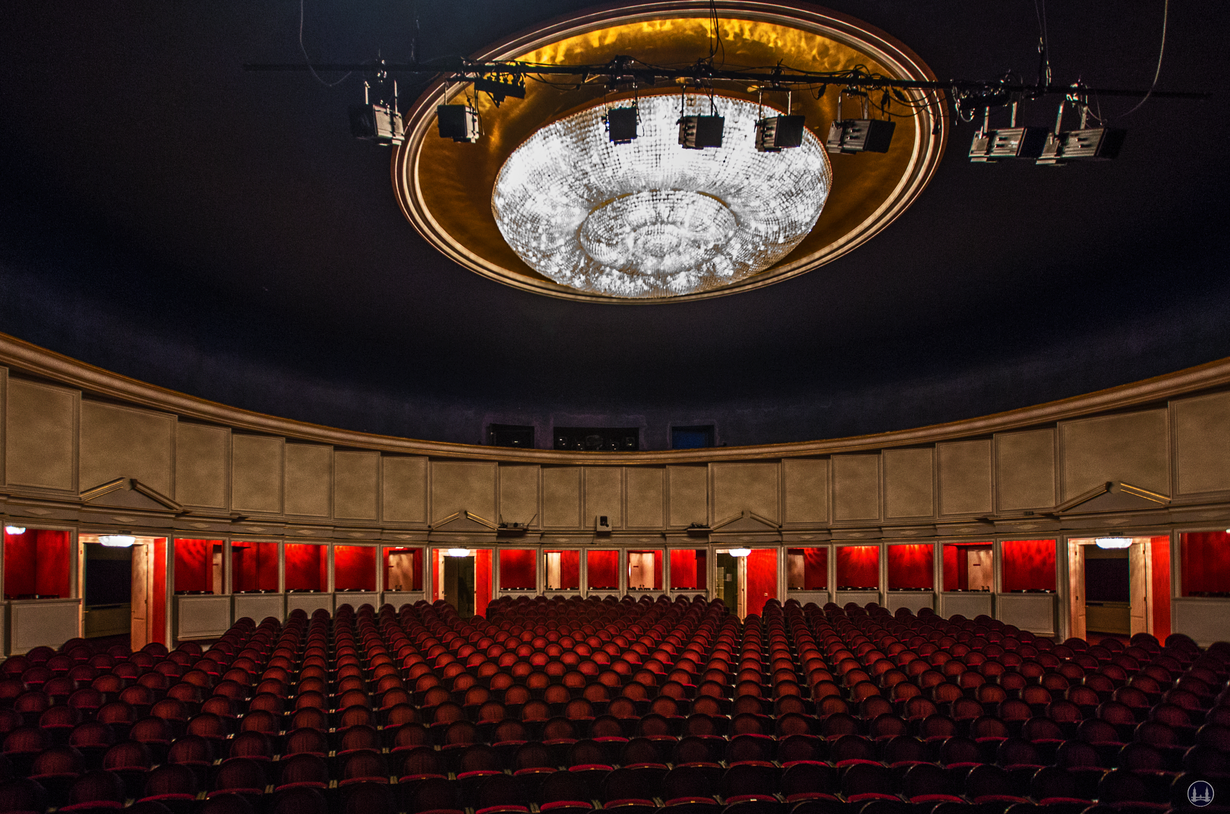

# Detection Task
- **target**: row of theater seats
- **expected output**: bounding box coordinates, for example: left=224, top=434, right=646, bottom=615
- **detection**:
left=0, top=594, right=1226, bottom=814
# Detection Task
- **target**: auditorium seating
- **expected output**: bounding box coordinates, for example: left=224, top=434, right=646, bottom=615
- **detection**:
left=0, top=595, right=1226, bottom=814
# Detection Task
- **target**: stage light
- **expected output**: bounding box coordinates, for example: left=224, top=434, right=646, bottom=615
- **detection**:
left=474, top=75, right=525, bottom=105
left=437, top=104, right=481, bottom=142
left=444, top=548, right=472, bottom=557
left=99, top=534, right=136, bottom=548
left=969, top=103, right=1047, bottom=162
left=728, top=548, right=752, bottom=558
left=4, top=525, right=24, bottom=535
left=1036, top=99, right=1126, bottom=165
left=1095, top=536, right=1132, bottom=550
left=606, top=106, right=638, bottom=144
left=825, top=118, right=895, bottom=154
left=349, top=77, right=403, bottom=146
left=678, top=115, right=724, bottom=149
left=756, top=115, right=806, bottom=152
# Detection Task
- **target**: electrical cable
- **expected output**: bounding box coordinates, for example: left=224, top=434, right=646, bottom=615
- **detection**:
left=1114, top=0, right=1168, bottom=119
left=300, top=0, right=352, bottom=88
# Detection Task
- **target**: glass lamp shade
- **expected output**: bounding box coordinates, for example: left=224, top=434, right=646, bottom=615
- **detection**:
left=99, top=534, right=136, bottom=548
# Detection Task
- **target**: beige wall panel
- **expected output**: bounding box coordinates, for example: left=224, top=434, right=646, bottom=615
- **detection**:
left=884, top=448, right=934, bottom=519
left=1060, top=409, right=1169, bottom=500
left=668, top=466, right=707, bottom=527
left=995, top=429, right=1057, bottom=511
left=938, top=439, right=993, bottom=516
left=833, top=454, right=880, bottom=522
left=231, top=434, right=284, bottom=514
left=382, top=456, right=428, bottom=523
left=784, top=459, right=829, bottom=524
left=175, top=423, right=229, bottom=509
left=584, top=468, right=623, bottom=529
left=1174, top=392, right=1230, bottom=494
left=626, top=468, right=665, bottom=528
left=79, top=401, right=174, bottom=495
left=543, top=467, right=582, bottom=528
left=6, top=380, right=77, bottom=491
left=430, top=461, right=497, bottom=523
left=498, top=465, right=539, bottom=525
left=712, top=462, right=780, bottom=524
left=334, top=450, right=379, bottom=520
left=284, top=444, right=332, bottom=517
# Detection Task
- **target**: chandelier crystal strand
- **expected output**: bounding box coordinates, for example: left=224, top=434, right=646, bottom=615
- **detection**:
left=492, top=94, right=832, bottom=298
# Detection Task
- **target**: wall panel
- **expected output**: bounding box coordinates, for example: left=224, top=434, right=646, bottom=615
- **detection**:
left=784, top=458, right=829, bottom=525
left=542, top=467, right=582, bottom=528
left=382, top=456, right=427, bottom=523
left=996, top=429, right=1056, bottom=511
left=498, top=465, right=539, bottom=525
left=284, top=443, right=332, bottom=517
left=938, top=439, right=993, bottom=516
left=884, top=448, right=934, bottom=519
left=712, top=462, right=780, bottom=524
left=334, top=450, right=379, bottom=520
left=668, top=466, right=707, bottom=527
left=626, top=467, right=665, bottom=528
left=5, top=380, right=77, bottom=491
left=175, top=423, right=229, bottom=509
left=79, top=402, right=174, bottom=495
left=1060, top=409, right=1169, bottom=500
left=833, top=454, right=880, bottom=522
left=584, top=467, right=623, bottom=529
left=1174, top=392, right=1230, bottom=494
left=430, top=461, right=497, bottom=523
left=232, top=435, right=284, bottom=514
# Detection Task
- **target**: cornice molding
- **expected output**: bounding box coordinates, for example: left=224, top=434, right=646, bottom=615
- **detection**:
left=1, top=332, right=1229, bottom=464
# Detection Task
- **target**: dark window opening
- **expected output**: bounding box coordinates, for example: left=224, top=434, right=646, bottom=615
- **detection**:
left=553, top=427, right=639, bottom=451
left=489, top=424, right=535, bottom=448
left=672, top=425, right=715, bottom=449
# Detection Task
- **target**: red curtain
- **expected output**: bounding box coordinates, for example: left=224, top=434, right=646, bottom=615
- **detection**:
left=232, top=541, right=278, bottom=592
left=500, top=549, right=536, bottom=590
left=1181, top=531, right=1230, bottom=596
left=587, top=550, right=619, bottom=591
left=1001, top=539, right=1056, bottom=592
left=836, top=546, right=879, bottom=589
left=557, top=551, right=580, bottom=589
left=475, top=550, right=492, bottom=617
left=746, top=549, right=777, bottom=617
left=334, top=546, right=376, bottom=591
left=803, top=548, right=827, bottom=589
left=4, top=529, right=71, bottom=599
left=670, top=549, right=707, bottom=590
left=1150, top=535, right=1171, bottom=639
left=942, top=545, right=960, bottom=590
left=3, top=529, right=36, bottom=597
left=285, top=544, right=324, bottom=591
left=887, top=544, right=934, bottom=590
left=174, top=538, right=218, bottom=593
left=151, top=538, right=167, bottom=644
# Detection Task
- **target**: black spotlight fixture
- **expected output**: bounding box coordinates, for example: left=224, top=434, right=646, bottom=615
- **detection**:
left=437, top=104, right=481, bottom=143
left=473, top=75, right=525, bottom=106
left=1036, top=99, right=1125, bottom=165
left=678, top=87, right=724, bottom=149
left=754, top=88, right=805, bottom=152
left=349, top=75, right=403, bottom=146
left=606, top=105, right=638, bottom=144
left=969, top=102, right=1049, bottom=162
left=825, top=89, right=895, bottom=154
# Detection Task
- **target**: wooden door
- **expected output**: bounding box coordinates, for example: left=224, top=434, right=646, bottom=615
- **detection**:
left=967, top=549, right=993, bottom=592
left=1068, top=541, right=1086, bottom=641
left=130, top=542, right=150, bottom=650
left=1128, top=540, right=1152, bottom=636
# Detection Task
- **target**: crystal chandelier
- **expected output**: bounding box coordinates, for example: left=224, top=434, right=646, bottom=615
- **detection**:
left=492, top=94, right=832, bottom=298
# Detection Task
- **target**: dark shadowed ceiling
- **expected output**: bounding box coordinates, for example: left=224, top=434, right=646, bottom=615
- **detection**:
left=1, top=1, right=1227, bottom=448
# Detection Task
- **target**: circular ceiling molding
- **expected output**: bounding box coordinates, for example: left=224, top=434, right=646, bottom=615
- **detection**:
left=394, top=1, right=946, bottom=303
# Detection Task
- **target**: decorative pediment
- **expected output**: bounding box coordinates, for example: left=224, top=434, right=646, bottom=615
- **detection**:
left=1054, top=481, right=1170, bottom=515
left=430, top=510, right=497, bottom=533
left=80, top=477, right=182, bottom=513
left=710, top=510, right=781, bottom=533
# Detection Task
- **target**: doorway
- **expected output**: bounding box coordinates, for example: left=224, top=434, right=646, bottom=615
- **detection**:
left=80, top=534, right=167, bottom=650
left=443, top=553, right=476, bottom=618
left=1067, top=535, right=1170, bottom=642
left=715, top=551, right=743, bottom=616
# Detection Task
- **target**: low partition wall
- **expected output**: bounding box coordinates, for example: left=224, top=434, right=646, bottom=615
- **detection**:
left=9, top=598, right=79, bottom=653
left=233, top=593, right=285, bottom=623
left=939, top=591, right=994, bottom=621
left=786, top=590, right=830, bottom=607
left=886, top=591, right=934, bottom=614
left=997, top=592, right=1057, bottom=637
left=1171, top=598, right=1230, bottom=646
left=835, top=590, right=880, bottom=608
left=176, top=594, right=231, bottom=641
left=286, top=592, right=333, bottom=615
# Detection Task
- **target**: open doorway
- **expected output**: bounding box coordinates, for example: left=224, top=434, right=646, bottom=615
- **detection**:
left=432, top=548, right=492, bottom=618
left=715, top=550, right=744, bottom=616
left=80, top=534, right=167, bottom=650
left=1067, top=535, right=1170, bottom=643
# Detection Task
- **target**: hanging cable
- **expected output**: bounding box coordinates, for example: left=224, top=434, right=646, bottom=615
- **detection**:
left=1114, top=0, right=1168, bottom=118
left=300, top=0, right=352, bottom=88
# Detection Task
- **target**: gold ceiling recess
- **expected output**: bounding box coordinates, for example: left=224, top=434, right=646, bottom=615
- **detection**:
left=393, top=1, right=946, bottom=303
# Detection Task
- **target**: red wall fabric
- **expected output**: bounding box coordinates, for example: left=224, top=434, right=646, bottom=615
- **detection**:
left=174, top=538, right=217, bottom=593
left=4, top=529, right=37, bottom=597
left=587, top=550, right=619, bottom=591
left=4, top=529, right=71, bottom=598
left=475, top=550, right=492, bottom=617
left=557, top=550, right=580, bottom=589
left=499, top=549, right=536, bottom=590
left=152, top=538, right=167, bottom=644
left=1150, top=535, right=1171, bottom=639
left=285, top=544, right=325, bottom=591
left=746, top=549, right=777, bottom=617
left=670, top=549, right=707, bottom=590
left=232, top=541, right=278, bottom=592
left=334, top=546, right=376, bottom=591
left=836, top=546, right=879, bottom=589
left=1181, top=531, right=1230, bottom=595
left=383, top=547, right=423, bottom=591
left=1001, top=539, right=1057, bottom=592
left=887, top=544, right=934, bottom=590
left=802, top=547, right=827, bottom=589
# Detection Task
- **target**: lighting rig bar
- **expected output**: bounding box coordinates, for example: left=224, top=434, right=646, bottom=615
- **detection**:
left=244, top=57, right=1209, bottom=103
